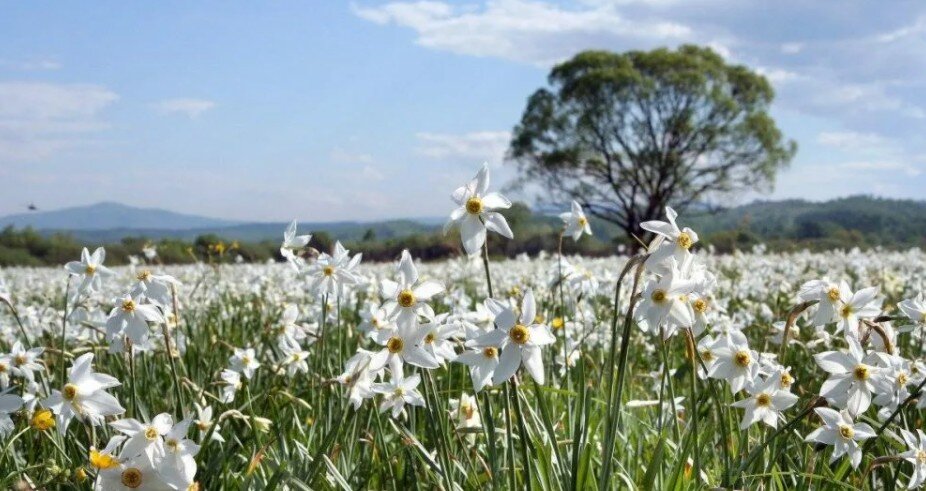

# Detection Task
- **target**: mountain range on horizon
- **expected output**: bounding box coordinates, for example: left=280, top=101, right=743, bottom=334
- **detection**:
left=3, top=196, right=926, bottom=245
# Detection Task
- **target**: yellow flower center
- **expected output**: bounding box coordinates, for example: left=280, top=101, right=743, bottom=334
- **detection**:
left=853, top=364, right=869, bottom=381
left=323, top=266, right=335, bottom=277
left=166, top=438, right=179, bottom=451
left=63, top=383, right=78, bottom=401
left=651, top=289, right=668, bottom=304
left=897, top=372, right=909, bottom=386
left=13, top=355, right=25, bottom=366
left=692, top=298, right=708, bottom=314
left=699, top=349, right=715, bottom=362
left=918, top=450, right=926, bottom=464
left=424, top=333, right=435, bottom=344
left=677, top=232, right=693, bottom=250
left=827, top=287, right=841, bottom=302
left=394, top=387, right=405, bottom=397
left=838, top=424, right=854, bottom=440
left=89, top=449, right=119, bottom=470
left=780, top=372, right=794, bottom=388
left=465, top=196, right=484, bottom=215
left=397, top=289, right=416, bottom=308
left=197, top=421, right=210, bottom=431
left=577, top=216, right=588, bottom=227
left=840, top=304, right=854, bottom=319
left=121, top=467, right=143, bottom=488
left=509, top=324, right=530, bottom=345
left=75, top=467, right=88, bottom=482
left=137, top=270, right=152, bottom=281
left=0, top=363, right=6, bottom=373
left=31, top=409, right=55, bottom=431
left=551, top=317, right=564, bottom=330
left=461, top=402, right=475, bottom=420
left=756, top=393, right=772, bottom=407
left=734, top=350, right=751, bottom=368
left=144, top=426, right=159, bottom=440
left=122, top=299, right=136, bottom=313
left=483, top=347, right=498, bottom=358
left=84, top=264, right=96, bottom=275
left=386, top=336, right=404, bottom=353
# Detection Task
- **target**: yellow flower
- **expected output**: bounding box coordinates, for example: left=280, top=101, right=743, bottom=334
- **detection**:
left=31, top=409, right=55, bottom=431
left=74, top=467, right=88, bottom=483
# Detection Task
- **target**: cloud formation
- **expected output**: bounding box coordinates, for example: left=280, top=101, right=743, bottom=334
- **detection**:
left=153, top=98, right=216, bottom=118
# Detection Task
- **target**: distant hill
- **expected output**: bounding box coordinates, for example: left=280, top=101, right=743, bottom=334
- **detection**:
left=0, top=202, right=441, bottom=243
left=0, top=202, right=240, bottom=231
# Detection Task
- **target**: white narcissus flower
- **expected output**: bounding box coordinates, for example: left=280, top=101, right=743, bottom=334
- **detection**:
left=455, top=344, right=501, bottom=393
left=804, top=407, right=874, bottom=469
left=449, top=392, right=481, bottom=430
left=277, top=336, right=310, bottom=377
left=730, top=374, right=798, bottom=429
left=369, top=323, right=440, bottom=374
left=159, top=418, right=200, bottom=489
left=338, top=350, right=377, bottom=410
left=95, top=452, right=172, bottom=490
left=899, top=293, right=926, bottom=328
left=219, top=369, right=242, bottom=403
left=0, top=391, right=24, bottom=437
left=110, top=413, right=173, bottom=467
left=307, top=242, right=361, bottom=296
left=560, top=200, right=592, bottom=240
left=419, top=315, right=462, bottom=364
left=835, top=285, right=881, bottom=339
left=899, top=429, right=926, bottom=489
left=8, top=341, right=43, bottom=381
left=381, top=250, right=444, bottom=330
left=445, top=162, right=513, bottom=256
left=106, top=293, right=166, bottom=346
left=43, top=353, right=124, bottom=433
left=194, top=403, right=224, bottom=443
left=130, top=269, right=181, bottom=307
left=469, top=290, right=555, bottom=385
left=64, top=247, right=115, bottom=293
left=638, top=266, right=697, bottom=335
left=814, top=338, right=886, bottom=416
left=373, top=372, right=425, bottom=418
left=708, top=335, right=760, bottom=393
left=280, top=219, right=312, bottom=269
left=641, top=207, right=698, bottom=273
left=229, top=347, right=260, bottom=379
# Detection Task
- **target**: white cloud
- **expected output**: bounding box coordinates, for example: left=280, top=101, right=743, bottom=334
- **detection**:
left=330, top=148, right=375, bottom=164
left=780, top=42, right=803, bottom=54
left=353, top=0, right=696, bottom=65
left=817, top=131, right=889, bottom=149
left=0, top=58, right=62, bottom=71
left=415, top=131, right=511, bottom=162
left=839, top=160, right=922, bottom=177
left=0, top=82, right=118, bottom=162
left=360, top=165, right=386, bottom=181
left=153, top=98, right=216, bottom=118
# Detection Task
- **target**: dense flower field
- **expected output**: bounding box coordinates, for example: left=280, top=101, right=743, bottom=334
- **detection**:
left=1, top=164, right=926, bottom=490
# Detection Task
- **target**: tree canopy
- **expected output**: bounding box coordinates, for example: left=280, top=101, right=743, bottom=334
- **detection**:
left=509, top=45, right=797, bottom=248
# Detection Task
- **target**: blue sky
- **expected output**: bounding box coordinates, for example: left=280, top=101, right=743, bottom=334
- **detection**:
left=2, top=1, right=925, bottom=222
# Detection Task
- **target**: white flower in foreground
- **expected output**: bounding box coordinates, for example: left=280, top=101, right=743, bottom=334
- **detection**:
left=449, top=392, right=481, bottom=430
left=277, top=336, right=310, bottom=377
left=130, top=269, right=181, bottom=307
left=455, top=344, right=500, bottom=393
left=307, top=242, right=361, bottom=296
left=159, top=418, right=200, bottom=489
left=373, top=372, right=425, bottom=418
left=229, top=347, right=260, bottom=379
left=798, top=279, right=847, bottom=327
left=95, top=452, right=172, bottom=490
left=804, top=407, right=874, bottom=468
left=445, top=162, right=513, bottom=256
left=899, top=294, right=926, bottom=328
left=219, top=369, right=242, bottom=403
left=814, top=338, right=885, bottom=415
left=641, top=207, right=698, bottom=272
left=110, top=413, right=173, bottom=466
left=194, top=403, right=224, bottom=443
left=8, top=341, right=43, bottom=381
left=708, top=336, right=760, bottom=393
left=560, top=200, right=592, bottom=240
left=730, top=374, right=798, bottom=429
left=0, top=391, right=24, bottom=437
left=338, top=350, right=377, bottom=409
left=638, top=267, right=697, bottom=335
left=469, top=290, right=555, bottom=385
left=369, top=323, right=440, bottom=374
left=44, top=353, right=124, bottom=433
left=65, top=247, right=115, bottom=293
left=899, top=429, right=926, bottom=489
left=280, top=219, right=312, bottom=269
left=835, top=285, right=881, bottom=339
left=381, top=250, right=444, bottom=329
left=106, top=293, right=166, bottom=346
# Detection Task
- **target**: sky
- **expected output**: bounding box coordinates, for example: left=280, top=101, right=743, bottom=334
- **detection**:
left=2, top=0, right=925, bottom=222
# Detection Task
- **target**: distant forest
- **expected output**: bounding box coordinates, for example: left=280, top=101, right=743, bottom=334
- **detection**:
left=2, top=196, right=924, bottom=267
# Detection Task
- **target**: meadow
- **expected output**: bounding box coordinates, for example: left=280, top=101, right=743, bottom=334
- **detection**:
left=1, top=165, right=926, bottom=490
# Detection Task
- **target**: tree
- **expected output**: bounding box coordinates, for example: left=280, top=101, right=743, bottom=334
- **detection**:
left=509, top=45, right=796, bottom=249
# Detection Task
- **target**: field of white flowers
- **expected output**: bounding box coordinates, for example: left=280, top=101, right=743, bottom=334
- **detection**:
left=1, top=164, right=926, bottom=490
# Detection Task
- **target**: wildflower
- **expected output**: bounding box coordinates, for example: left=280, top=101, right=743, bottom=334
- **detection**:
left=381, top=250, right=444, bottom=329
left=337, top=350, right=377, bottom=409
left=110, top=413, right=173, bottom=466
left=8, top=341, right=43, bottom=382
left=64, top=247, right=115, bottom=293
left=814, top=338, right=885, bottom=415
left=193, top=403, right=224, bottom=443
left=899, top=293, right=926, bottom=329
left=369, top=323, right=440, bottom=373
left=418, top=315, right=462, bottom=365
left=95, top=452, right=171, bottom=490
left=106, top=293, right=166, bottom=346
left=219, top=369, right=242, bottom=403
left=277, top=336, right=310, bottom=377
left=804, top=408, right=874, bottom=468
left=307, top=242, right=360, bottom=296
left=43, top=353, right=124, bottom=433
left=373, top=372, right=425, bottom=418
left=560, top=200, right=592, bottom=240
left=469, top=290, right=555, bottom=385
left=899, top=429, right=926, bottom=489
left=445, top=162, right=513, bottom=256
left=229, top=347, right=260, bottom=379
left=159, top=418, right=200, bottom=489
left=449, top=392, right=481, bottom=430
left=130, top=270, right=181, bottom=307
left=89, top=435, right=126, bottom=471
left=280, top=220, right=312, bottom=270
left=31, top=408, right=55, bottom=431
left=834, top=286, right=881, bottom=339
left=456, top=344, right=501, bottom=393
left=730, top=374, right=798, bottom=429
left=641, top=207, right=698, bottom=272
left=0, top=391, right=24, bottom=437
left=708, top=335, right=760, bottom=393
left=637, top=265, right=697, bottom=335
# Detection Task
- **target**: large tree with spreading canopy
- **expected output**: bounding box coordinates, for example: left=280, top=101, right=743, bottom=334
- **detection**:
left=509, top=45, right=797, bottom=248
